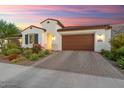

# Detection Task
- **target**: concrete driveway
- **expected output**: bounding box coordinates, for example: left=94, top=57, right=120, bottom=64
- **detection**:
left=34, top=51, right=124, bottom=79
left=0, top=51, right=124, bottom=88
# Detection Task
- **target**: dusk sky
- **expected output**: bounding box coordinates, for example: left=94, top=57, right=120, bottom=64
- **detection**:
left=0, top=5, right=124, bottom=29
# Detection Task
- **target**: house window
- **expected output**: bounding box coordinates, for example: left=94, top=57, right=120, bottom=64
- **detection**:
left=34, top=34, right=38, bottom=44
left=25, top=34, right=28, bottom=44
left=25, top=34, right=39, bottom=44
left=29, top=34, right=35, bottom=44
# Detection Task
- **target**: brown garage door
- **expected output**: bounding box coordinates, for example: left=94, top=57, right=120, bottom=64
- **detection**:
left=62, top=34, right=94, bottom=51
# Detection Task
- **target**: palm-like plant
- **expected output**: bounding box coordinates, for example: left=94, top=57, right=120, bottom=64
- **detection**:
left=0, top=19, right=19, bottom=48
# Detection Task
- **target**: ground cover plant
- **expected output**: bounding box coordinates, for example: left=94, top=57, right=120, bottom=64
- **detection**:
left=101, top=33, right=124, bottom=69
left=0, top=43, right=51, bottom=64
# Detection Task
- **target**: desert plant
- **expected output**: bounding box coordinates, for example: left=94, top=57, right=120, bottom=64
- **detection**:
left=1, top=48, right=8, bottom=55
left=116, top=46, right=124, bottom=56
left=43, top=49, right=50, bottom=55
left=110, top=33, right=124, bottom=52
left=101, top=49, right=114, bottom=60
left=5, top=42, right=19, bottom=49
left=22, top=48, right=33, bottom=58
left=6, top=48, right=21, bottom=55
left=117, top=56, right=124, bottom=69
left=38, top=51, right=46, bottom=57
left=29, top=53, right=39, bottom=61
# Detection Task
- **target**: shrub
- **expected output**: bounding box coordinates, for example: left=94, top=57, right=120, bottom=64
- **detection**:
left=5, top=42, right=19, bottom=49
left=38, top=51, right=46, bottom=57
left=1, top=48, right=8, bottom=56
left=110, top=33, right=124, bottom=52
left=117, top=56, right=124, bottom=69
left=22, top=48, right=33, bottom=58
left=101, top=49, right=114, bottom=60
left=109, top=46, right=124, bottom=61
left=116, top=46, right=124, bottom=56
left=32, top=44, right=42, bottom=53
left=6, top=48, right=21, bottom=55
left=29, top=53, right=39, bottom=61
left=43, top=49, right=50, bottom=55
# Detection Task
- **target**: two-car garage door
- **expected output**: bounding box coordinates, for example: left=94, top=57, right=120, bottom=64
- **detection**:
left=62, top=34, right=94, bottom=51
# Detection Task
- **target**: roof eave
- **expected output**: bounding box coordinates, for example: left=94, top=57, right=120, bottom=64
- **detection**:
left=57, top=25, right=112, bottom=32
left=22, top=25, right=46, bottom=32
left=40, top=18, right=64, bottom=28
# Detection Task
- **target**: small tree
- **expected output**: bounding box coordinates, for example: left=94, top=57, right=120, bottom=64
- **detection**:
left=110, top=33, right=124, bottom=51
left=0, top=19, right=19, bottom=48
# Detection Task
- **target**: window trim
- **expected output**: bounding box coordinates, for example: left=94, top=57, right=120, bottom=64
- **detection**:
left=25, top=33, right=39, bottom=45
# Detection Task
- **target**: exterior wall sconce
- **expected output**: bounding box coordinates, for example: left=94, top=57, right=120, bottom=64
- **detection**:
left=52, top=36, right=56, bottom=41
left=97, top=34, right=104, bottom=42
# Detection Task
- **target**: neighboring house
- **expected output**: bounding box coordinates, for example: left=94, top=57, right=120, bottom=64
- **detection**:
left=21, top=18, right=112, bottom=52
left=0, top=35, right=21, bottom=49
left=5, top=35, right=22, bottom=46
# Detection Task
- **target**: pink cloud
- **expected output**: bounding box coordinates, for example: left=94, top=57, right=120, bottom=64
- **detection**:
left=0, top=5, right=124, bottom=29
left=55, top=17, right=124, bottom=26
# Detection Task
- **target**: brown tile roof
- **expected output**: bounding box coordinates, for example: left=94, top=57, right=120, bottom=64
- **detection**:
left=22, top=25, right=46, bottom=31
left=40, top=18, right=64, bottom=28
left=57, top=25, right=112, bottom=32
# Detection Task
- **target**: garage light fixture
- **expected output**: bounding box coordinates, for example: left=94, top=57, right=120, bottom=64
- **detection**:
left=97, top=34, right=104, bottom=42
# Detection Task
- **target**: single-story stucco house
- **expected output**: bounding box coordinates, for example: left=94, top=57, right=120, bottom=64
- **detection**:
left=21, top=18, right=112, bottom=52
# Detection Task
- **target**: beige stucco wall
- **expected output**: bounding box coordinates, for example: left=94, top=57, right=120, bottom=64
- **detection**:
left=41, top=20, right=62, bottom=51
left=59, top=29, right=111, bottom=52
left=21, top=27, right=45, bottom=48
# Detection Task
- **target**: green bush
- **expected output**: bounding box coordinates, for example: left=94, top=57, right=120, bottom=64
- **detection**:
left=110, top=46, right=124, bottom=61
left=38, top=51, right=46, bottom=57
left=116, top=46, right=124, bottom=56
left=7, top=48, right=21, bottom=55
left=5, top=42, right=19, bottom=49
left=43, top=50, right=50, bottom=55
left=101, top=49, right=114, bottom=60
left=117, top=56, right=124, bottom=69
left=110, top=33, right=124, bottom=52
left=1, top=48, right=8, bottom=55
left=29, top=53, right=39, bottom=61
left=22, top=49, right=33, bottom=58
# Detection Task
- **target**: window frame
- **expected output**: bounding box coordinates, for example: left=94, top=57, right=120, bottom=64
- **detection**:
left=25, top=33, right=39, bottom=45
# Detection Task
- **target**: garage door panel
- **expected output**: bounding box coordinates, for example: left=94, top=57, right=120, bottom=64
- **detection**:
left=62, top=34, right=94, bottom=51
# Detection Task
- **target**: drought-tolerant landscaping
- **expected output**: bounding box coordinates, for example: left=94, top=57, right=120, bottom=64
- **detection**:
left=0, top=42, right=51, bottom=65
left=101, top=33, right=124, bottom=71
left=0, top=20, right=51, bottom=66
